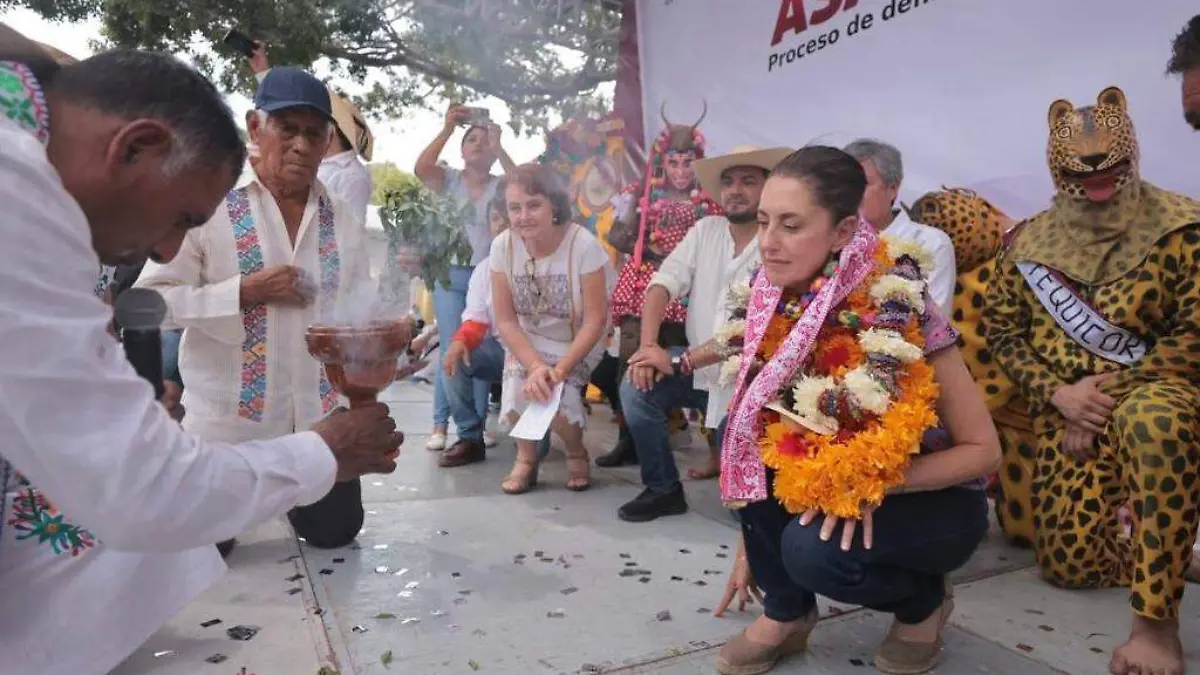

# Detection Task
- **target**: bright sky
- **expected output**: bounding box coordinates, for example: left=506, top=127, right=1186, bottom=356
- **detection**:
left=0, top=8, right=552, bottom=172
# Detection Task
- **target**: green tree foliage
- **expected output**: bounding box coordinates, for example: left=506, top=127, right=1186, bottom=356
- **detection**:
left=368, top=162, right=422, bottom=205
left=4, top=0, right=622, bottom=133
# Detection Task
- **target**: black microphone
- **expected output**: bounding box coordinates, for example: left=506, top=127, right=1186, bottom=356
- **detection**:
left=113, top=287, right=167, bottom=400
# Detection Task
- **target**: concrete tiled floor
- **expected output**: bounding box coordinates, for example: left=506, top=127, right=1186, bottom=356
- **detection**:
left=113, top=380, right=1199, bottom=675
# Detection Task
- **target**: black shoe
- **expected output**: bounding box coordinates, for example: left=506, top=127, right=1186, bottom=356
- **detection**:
left=595, top=436, right=638, bottom=467
left=216, top=538, right=237, bottom=558
left=618, top=484, right=688, bottom=522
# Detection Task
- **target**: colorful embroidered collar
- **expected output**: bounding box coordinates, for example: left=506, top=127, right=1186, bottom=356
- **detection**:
left=0, top=60, right=51, bottom=145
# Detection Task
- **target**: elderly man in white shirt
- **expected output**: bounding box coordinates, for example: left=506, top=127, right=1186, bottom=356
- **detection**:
left=843, top=138, right=956, bottom=315
left=0, top=36, right=401, bottom=675
left=248, top=44, right=374, bottom=222
left=617, top=146, right=790, bottom=523
left=137, top=66, right=381, bottom=550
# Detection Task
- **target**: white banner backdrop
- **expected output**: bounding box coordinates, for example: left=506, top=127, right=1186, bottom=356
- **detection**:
left=636, top=0, right=1198, bottom=219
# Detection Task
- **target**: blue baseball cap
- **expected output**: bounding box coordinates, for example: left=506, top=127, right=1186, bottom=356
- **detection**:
left=254, top=66, right=333, bottom=120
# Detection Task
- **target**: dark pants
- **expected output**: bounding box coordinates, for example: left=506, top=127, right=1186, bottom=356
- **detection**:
left=620, top=346, right=714, bottom=492
left=589, top=353, right=622, bottom=413
left=739, top=484, right=988, bottom=624
left=288, top=480, right=365, bottom=549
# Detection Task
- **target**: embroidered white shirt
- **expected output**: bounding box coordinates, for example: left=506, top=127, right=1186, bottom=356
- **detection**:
left=650, top=216, right=761, bottom=427
left=880, top=210, right=957, bottom=317
left=0, top=116, right=337, bottom=675
left=136, top=168, right=376, bottom=444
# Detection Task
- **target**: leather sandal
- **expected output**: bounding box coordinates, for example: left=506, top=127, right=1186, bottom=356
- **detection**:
left=565, top=451, right=591, bottom=492
left=873, top=579, right=955, bottom=674
left=501, top=458, right=539, bottom=495
left=717, top=607, right=819, bottom=675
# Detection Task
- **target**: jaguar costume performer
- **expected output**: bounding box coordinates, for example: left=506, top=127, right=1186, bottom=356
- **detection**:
left=908, top=188, right=1038, bottom=546
left=982, top=86, right=1200, bottom=675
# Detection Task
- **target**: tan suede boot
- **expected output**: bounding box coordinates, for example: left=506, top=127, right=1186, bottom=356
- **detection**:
left=716, top=607, right=819, bottom=675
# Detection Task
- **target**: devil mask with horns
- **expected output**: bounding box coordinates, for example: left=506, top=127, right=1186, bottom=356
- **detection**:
left=655, top=101, right=708, bottom=192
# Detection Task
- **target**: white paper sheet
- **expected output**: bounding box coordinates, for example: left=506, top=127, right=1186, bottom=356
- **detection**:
left=510, top=382, right=564, bottom=441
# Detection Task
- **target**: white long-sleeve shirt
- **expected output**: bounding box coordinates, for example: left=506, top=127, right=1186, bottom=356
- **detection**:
left=650, top=216, right=761, bottom=427
left=319, top=149, right=373, bottom=223
left=136, top=169, right=375, bottom=444
left=0, top=92, right=335, bottom=675
left=881, top=209, right=957, bottom=317
left=461, top=256, right=497, bottom=336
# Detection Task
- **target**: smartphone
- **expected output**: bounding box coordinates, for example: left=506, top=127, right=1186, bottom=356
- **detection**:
left=462, top=106, right=492, bottom=126
left=222, top=29, right=258, bottom=58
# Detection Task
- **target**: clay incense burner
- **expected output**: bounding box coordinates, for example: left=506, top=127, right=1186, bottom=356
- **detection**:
left=306, top=319, right=414, bottom=408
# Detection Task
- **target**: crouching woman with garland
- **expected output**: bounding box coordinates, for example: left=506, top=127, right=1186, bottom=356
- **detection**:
left=706, top=147, right=1001, bottom=675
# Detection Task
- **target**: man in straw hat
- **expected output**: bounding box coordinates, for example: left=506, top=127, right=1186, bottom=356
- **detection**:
left=616, top=145, right=791, bottom=523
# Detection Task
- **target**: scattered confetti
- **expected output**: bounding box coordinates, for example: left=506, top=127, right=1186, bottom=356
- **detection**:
left=715, top=553, right=728, bottom=559
left=679, top=548, right=691, bottom=554
left=468, top=659, right=481, bottom=671
left=547, top=609, right=566, bottom=618
left=1090, top=647, right=1104, bottom=654
left=286, top=574, right=305, bottom=582
left=1024, top=609, right=1044, bottom=615
left=697, top=608, right=711, bottom=614
left=398, top=591, right=414, bottom=598
left=635, top=569, right=651, bottom=576
left=204, top=654, right=227, bottom=664
left=1015, top=643, right=1034, bottom=653
left=619, top=553, right=631, bottom=559
left=1038, top=624, right=1055, bottom=632
left=394, top=568, right=410, bottom=577
left=448, top=624, right=461, bottom=632
left=313, top=608, right=325, bottom=617
left=572, top=554, right=584, bottom=560
left=670, top=575, right=684, bottom=581
left=534, top=550, right=545, bottom=557
left=332, top=557, right=346, bottom=563
left=655, top=610, right=672, bottom=622
left=381, top=650, right=393, bottom=669
left=451, top=572, right=461, bottom=578
left=375, top=566, right=390, bottom=574
left=453, top=597, right=468, bottom=605
left=560, top=586, right=579, bottom=595
left=226, top=625, right=260, bottom=641
left=718, top=544, right=729, bottom=550
left=152, top=650, right=176, bottom=659
left=436, top=530, right=450, bottom=536
left=287, top=587, right=302, bottom=595
left=619, top=569, right=637, bottom=577
left=367, top=510, right=378, bottom=515
left=405, top=581, right=420, bottom=589
left=401, top=618, right=421, bottom=625
left=693, top=580, right=708, bottom=587
left=639, top=577, right=651, bottom=584
left=200, top=619, right=223, bottom=628
left=374, top=613, right=397, bottom=620
left=319, top=569, right=334, bottom=575
left=703, top=569, right=723, bottom=575
left=431, top=609, right=446, bottom=617
left=374, top=544, right=389, bottom=550
left=278, top=554, right=300, bottom=563
left=540, top=557, right=554, bottom=563
left=624, top=561, right=637, bottom=567
left=352, top=625, right=369, bottom=634
left=317, top=667, right=340, bottom=675
left=458, top=590, right=472, bottom=596
left=849, top=658, right=865, bottom=666
left=581, top=664, right=601, bottom=673
left=372, top=481, right=384, bottom=487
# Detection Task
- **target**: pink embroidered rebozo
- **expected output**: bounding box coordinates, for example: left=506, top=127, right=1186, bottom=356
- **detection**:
left=719, top=220, right=880, bottom=506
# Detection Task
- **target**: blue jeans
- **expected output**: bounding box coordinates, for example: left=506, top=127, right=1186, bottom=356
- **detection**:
left=432, top=265, right=488, bottom=428
left=619, top=347, right=712, bottom=493
left=445, top=336, right=505, bottom=442
left=739, top=484, right=988, bottom=624
left=162, top=328, right=183, bottom=387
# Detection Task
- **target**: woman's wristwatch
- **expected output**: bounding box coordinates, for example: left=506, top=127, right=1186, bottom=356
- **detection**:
left=671, top=351, right=694, bottom=377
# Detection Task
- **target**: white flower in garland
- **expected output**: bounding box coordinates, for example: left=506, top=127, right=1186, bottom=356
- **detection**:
left=881, top=234, right=934, bottom=274
left=727, top=281, right=752, bottom=307
left=858, top=328, right=924, bottom=363
left=790, top=376, right=839, bottom=434
left=843, top=366, right=892, bottom=415
left=869, top=273, right=926, bottom=314
left=718, top=357, right=744, bottom=387
left=713, top=319, right=746, bottom=349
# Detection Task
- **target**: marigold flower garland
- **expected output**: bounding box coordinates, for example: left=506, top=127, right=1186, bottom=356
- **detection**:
left=715, top=237, right=941, bottom=518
